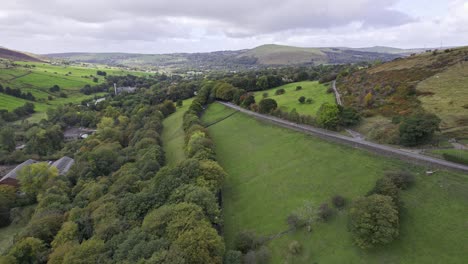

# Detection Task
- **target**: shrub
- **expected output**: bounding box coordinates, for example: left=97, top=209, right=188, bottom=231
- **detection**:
left=262, top=92, right=268, bottom=98
left=176, top=100, right=183, bottom=107
left=224, top=250, right=242, bottom=264
left=255, top=246, right=271, bottom=264
left=349, top=194, right=399, bottom=249
left=368, top=177, right=400, bottom=205
left=258, top=98, right=278, bottom=114
left=275, top=88, right=285, bottom=95
left=306, top=98, right=313, bottom=104
left=399, top=112, right=440, bottom=146
left=317, top=203, right=333, bottom=221
left=298, top=96, right=306, bottom=104
left=234, top=230, right=260, bottom=253
left=286, top=213, right=303, bottom=229
left=316, top=103, right=340, bottom=130
left=385, top=171, right=415, bottom=190
left=296, top=86, right=302, bottom=91
left=288, top=240, right=302, bottom=255
left=332, top=195, right=346, bottom=208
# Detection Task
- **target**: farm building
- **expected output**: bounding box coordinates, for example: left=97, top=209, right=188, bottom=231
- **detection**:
left=64, top=127, right=96, bottom=141
left=0, top=156, right=75, bottom=188
left=114, top=83, right=137, bottom=95
left=0, top=159, right=37, bottom=187
left=50, top=156, right=75, bottom=175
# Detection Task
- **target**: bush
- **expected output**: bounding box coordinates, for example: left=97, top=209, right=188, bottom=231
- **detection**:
left=224, top=250, right=242, bottom=264
left=316, top=103, right=340, bottom=130
left=287, top=213, right=303, bottom=229
left=332, top=195, right=346, bottom=208
left=288, top=240, right=302, bottom=255
left=262, top=92, right=268, bottom=98
left=385, top=171, right=415, bottom=190
left=306, top=98, right=313, bottom=104
left=255, top=246, right=271, bottom=264
left=368, top=177, right=400, bottom=205
left=399, top=112, right=440, bottom=146
left=275, top=88, right=285, bottom=95
left=234, top=230, right=260, bottom=253
left=317, top=203, right=333, bottom=221
left=349, top=194, right=399, bottom=249
left=258, top=98, right=278, bottom=114
left=298, top=96, right=306, bottom=104
left=296, top=86, right=302, bottom=91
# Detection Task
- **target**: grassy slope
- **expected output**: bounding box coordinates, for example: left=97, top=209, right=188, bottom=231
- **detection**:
left=254, top=81, right=335, bottom=117
left=0, top=61, right=146, bottom=121
left=202, top=103, right=468, bottom=263
left=417, top=61, right=468, bottom=137
left=161, top=99, right=193, bottom=165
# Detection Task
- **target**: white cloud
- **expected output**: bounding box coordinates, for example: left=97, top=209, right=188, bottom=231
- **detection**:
left=0, top=0, right=466, bottom=53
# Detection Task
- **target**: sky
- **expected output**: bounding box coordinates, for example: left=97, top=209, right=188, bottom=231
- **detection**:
left=0, top=0, right=467, bottom=54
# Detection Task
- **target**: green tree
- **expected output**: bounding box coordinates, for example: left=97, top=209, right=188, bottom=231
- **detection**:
left=399, top=113, right=441, bottom=146
left=0, top=126, right=15, bottom=152
left=62, top=238, right=108, bottom=264
left=298, top=96, right=306, bottom=104
left=256, top=76, right=269, bottom=90
left=258, top=98, right=278, bottom=114
left=8, top=237, right=48, bottom=264
left=18, top=163, right=58, bottom=198
left=0, top=185, right=16, bottom=227
left=316, top=103, right=340, bottom=130
left=349, top=194, right=399, bottom=249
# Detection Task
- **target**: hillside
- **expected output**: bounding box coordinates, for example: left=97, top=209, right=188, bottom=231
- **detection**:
left=201, top=103, right=468, bottom=263
left=0, top=47, right=44, bottom=62
left=45, top=44, right=412, bottom=69
left=337, top=46, right=468, bottom=140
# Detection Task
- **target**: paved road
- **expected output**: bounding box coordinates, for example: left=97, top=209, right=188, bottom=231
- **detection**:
left=218, top=101, right=468, bottom=173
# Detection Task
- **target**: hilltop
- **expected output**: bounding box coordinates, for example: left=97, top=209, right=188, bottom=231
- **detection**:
left=0, top=47, right=44, bottom=62
left=337, top=46, right=468, bottom=140
left=45, top=44, right=419, bottom=69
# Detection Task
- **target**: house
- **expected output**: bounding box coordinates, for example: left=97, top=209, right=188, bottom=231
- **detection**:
left=50, top=156, right=75, bottom=175
left=114, top=83, right=137, bottom=95
left=0, top=159, right=37, bottom=187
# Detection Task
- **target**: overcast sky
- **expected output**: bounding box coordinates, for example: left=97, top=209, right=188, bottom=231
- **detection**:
left=1, top=0, right=467, bottom=54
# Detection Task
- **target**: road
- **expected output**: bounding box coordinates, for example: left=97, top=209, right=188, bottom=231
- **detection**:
left=217, top=101, right=468, bottom=173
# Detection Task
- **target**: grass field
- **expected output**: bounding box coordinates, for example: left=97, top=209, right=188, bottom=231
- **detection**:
left=254, top=81, right=335, bottom=117
left=0, top=61, right=147, bottom=121
left=202, top=103, right=468, bottom=263
left=161, top=98, right=193, bottom=165
left=428, top=148, right=468, bottom=160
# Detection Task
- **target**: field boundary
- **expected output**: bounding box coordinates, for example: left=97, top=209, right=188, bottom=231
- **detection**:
left=204, top=110, right=239, bottom=128
left=218, top=101, right=468, bottom=173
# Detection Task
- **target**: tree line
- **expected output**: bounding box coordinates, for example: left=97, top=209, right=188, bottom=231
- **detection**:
left=0, top=84, right=36, bottom=101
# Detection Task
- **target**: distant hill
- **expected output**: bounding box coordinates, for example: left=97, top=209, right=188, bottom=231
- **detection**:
left=337, top=46, right=468, bottom=139
left=46, top=44, right=424, bottom=69
left=0, top=47, right=44, bottom=62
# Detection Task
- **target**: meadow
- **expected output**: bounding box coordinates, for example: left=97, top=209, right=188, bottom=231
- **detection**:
left=161, top=98, right=193, bottom=165
left=202, top=102, right=468, bottom=263
left=0, top=61, right=147, bottom=121
left=254, top=81, right=335, bottom=117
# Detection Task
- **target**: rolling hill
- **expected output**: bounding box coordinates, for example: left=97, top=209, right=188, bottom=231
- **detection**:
left=0, top=47, right=44, bottom=62
left=337, top=46, right=468, bottom=140
left=45, top=44, right=421, bottom=69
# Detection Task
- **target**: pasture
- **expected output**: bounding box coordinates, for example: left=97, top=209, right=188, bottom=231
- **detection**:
left=161, top=98, right=193, bottom=165
left=254, top=81, right=335, bottom=117
left=202, top=102, right=468, bottom=263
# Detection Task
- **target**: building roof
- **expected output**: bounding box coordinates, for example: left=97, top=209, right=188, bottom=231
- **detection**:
left=51, top=156, right=75, bottom=175
left=0, top=159, right=37, bottom=182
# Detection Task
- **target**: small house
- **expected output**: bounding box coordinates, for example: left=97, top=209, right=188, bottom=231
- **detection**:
left=50, top=156, right=75, bottom=175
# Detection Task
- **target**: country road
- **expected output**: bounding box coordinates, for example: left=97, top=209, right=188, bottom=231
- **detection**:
left=217, top=101, right=468, bottom=173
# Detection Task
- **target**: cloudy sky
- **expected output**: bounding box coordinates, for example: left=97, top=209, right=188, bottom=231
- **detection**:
left=1, top=0, right=467, bottom=54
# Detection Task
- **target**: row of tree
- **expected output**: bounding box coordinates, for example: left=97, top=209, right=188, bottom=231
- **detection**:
left=0, top=85, right=36, bottom=101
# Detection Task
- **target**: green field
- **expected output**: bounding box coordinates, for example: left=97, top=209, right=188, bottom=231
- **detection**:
left=161, top=98, right=193, bottom=165
left=428, top=148, right=468, bottom=160
left=254, top=81, right=335, bottom=117
left=202, top=103, right=468, bottom=263
left=0, top=61, right=147, bottom=121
